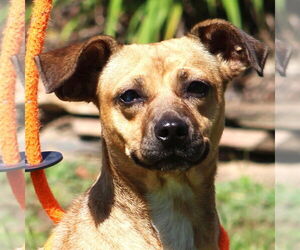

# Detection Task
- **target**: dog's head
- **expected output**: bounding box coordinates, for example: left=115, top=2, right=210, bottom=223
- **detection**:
left=36, top=19, right=268, bottom=173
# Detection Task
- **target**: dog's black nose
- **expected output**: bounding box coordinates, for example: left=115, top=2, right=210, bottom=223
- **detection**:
left=154, top=116, right=189, bottom=145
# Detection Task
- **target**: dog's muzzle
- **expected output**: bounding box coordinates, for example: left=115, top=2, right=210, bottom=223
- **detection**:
left=131, top=113, right=209, bottom=171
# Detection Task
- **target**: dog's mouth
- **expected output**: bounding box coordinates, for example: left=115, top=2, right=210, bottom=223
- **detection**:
left=130, top=141, right=209, bottom=171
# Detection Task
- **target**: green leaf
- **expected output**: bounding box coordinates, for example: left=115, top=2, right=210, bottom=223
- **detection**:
left=253, top=0, right=263, bottom=14
left=205, top=0, right=217, bottom=16
left=60, top=18, right=80, bottom=41
left=105, top=0, right=123, bottom=36
left=135, top=0, right=176, bottom=43
left=136, top=0, right=160, bottom=43
left=127, top=3, right=146, bottom=43
left=164, top=2, right=183, bottom=40
left=252, top=0, right=264, bottom=24
left=221, top=0, right=242, bottom=28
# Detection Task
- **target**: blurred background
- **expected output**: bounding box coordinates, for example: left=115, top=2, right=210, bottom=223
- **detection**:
left=1, top=0, right=277, bottom=249
left=0, top=0, right=24, bottom=249
left=276, top=0, right=300, bottom=249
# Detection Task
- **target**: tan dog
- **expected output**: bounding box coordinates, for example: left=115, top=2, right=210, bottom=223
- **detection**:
left=37, top=19, right=268, bottom=250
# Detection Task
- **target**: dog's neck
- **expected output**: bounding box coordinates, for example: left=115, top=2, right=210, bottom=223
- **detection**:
left=89, top=142, right=220, bottom=249
left=146, top=171, right=220, bottom=250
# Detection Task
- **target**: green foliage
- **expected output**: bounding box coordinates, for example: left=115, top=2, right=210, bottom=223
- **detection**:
left=253, top=0, right=264, bottom=15
left=134, top=0, right=177, bottom=43
left=217, top=177, right=275, bottom=250
left=164, top=2, right=183, bottom=40
left=61, top=18, right=81, bottom=41
left=105, top=0, right=123, bottom=36
left=276, top=185, right=300, bottom=250
left=24, top=0, right=271, bottom=44
left=221, top=0, right=242, bottom=28
left=52, top=0, right=100, bottom=41
left=205, top=0, right=217, bottom=16
left=0, top=175, right=24, bottom=249
left=0, top=5, right=8, bottom=26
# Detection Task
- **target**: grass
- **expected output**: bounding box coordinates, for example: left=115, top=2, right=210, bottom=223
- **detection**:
left=217, top=177, right=274, bottom=250
left=0, top=174, right=24, bottom=249
left=25, top=160, right=275, bottom=249
left=276, top=184, right=300, bottom=250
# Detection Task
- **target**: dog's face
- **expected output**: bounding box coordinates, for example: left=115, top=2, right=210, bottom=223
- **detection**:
left=36, top=19, right=268, bottom=173
left=99, top=37, right=224, bottom=171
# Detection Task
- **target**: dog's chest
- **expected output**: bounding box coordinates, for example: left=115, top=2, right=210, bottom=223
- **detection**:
left=147, top=179, right=197, bottom=250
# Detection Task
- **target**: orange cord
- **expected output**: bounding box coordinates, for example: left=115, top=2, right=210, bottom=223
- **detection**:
left=25, top=0, right=64, bottom=223
left=0, top=0, right=24, bottom=165
left=31, top=170, right=65, bottom=224
left=25, top=0, right=51, bottom=164
left=0, top=0, right=25, bottom=209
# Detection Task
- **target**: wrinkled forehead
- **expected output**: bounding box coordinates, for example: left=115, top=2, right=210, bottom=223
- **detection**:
left=99, top=36, right=221, bottom=91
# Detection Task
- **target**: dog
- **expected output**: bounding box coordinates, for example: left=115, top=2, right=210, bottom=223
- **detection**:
left=36, top=19, right=268, bottom=250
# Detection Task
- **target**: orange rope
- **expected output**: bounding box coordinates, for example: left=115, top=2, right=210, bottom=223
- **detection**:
left=25, top=0, right=64, bottom=223
left=25, top=0, right=51, bottom=164
left=0, top=0, right=25, bottom=209
left=0, top=0, right=24, bottom=164
left=31, top=170, right=65, bottom=224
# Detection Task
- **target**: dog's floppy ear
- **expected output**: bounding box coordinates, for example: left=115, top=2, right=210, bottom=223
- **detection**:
left=35, top=36, right=119, bottom=102
left=189, top=19, right=268, bottom=78
left=275, top=39, right=292, bottom=77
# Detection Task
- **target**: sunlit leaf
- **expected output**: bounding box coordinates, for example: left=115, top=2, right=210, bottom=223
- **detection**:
left=105, top=0, right=123, bottom=36
left=221, top=0, right=242, bottom=28
left=164, top=2, right=182, bottom=40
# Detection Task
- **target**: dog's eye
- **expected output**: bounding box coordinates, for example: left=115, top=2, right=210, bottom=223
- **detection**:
left=119, top=90, right=142, bottom=104
left=186, top=81, right=210, bottom=98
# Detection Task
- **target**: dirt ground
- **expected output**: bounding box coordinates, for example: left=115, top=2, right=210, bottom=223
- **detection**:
left=217, top=161, right=274, bottom=186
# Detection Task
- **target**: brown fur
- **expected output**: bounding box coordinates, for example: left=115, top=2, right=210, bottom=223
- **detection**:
left=38, top=19, right=268, bottom=250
